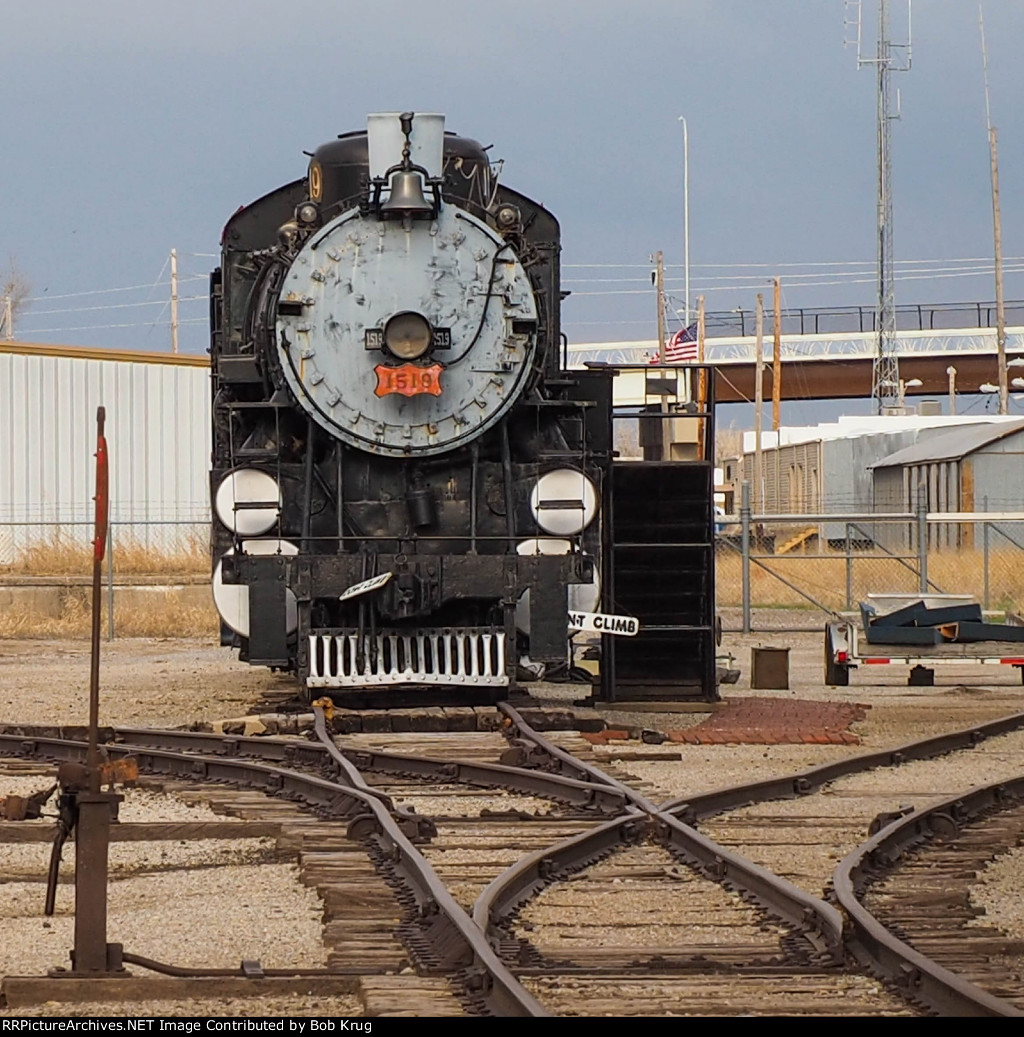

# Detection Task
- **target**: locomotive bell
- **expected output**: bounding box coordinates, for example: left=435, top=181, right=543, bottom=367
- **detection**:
left=381, top=170, right=433, bottom=215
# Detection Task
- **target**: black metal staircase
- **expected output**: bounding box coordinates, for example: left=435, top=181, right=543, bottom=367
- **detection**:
left=598, top=366, right=718, bottom=702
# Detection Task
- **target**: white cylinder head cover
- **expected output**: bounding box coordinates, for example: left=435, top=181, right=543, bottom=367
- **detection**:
left=514, top=538, right=600, bottom=636
left=212, top=539, right=298, bottom=638
left=214, top=469, right=281, bottom=536
left=530, top=469, right=599, bottom=536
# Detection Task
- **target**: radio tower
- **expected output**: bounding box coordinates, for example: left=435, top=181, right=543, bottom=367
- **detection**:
left=848, top=1, right=912, bottom=412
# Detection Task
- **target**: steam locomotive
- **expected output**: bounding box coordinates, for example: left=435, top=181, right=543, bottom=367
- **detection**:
left=209, top=112, right=614, bottom=703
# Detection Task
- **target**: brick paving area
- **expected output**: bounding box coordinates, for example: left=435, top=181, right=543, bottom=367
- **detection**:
left=666, top=696, right=870, bottom=745
left=581, top=697, right=871, bottom=746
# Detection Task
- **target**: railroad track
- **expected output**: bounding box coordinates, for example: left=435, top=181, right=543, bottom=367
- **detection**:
left=1, top=707, right=1022, bottom=1015
left=837, top=775, right=1024, bottom=1015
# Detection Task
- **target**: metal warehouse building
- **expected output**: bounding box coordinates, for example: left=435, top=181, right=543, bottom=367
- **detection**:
left=0, top=341, right=210, bottom=561
left=870, top=418, right=1024, bottom=549
left=738, top=413, right=1024, bottom=541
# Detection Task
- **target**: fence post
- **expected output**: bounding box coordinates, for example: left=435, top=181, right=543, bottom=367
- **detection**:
left=983, top=495, right=990, bottom=611
left=106, top=524, right=114, bottom=641
left=740, top=480, right=751, bottom=634
left=845, top=522, right=853, bottom=610
left=983, top=521, right=990, bottom=610
left=916, top=486, right=928, bottom=594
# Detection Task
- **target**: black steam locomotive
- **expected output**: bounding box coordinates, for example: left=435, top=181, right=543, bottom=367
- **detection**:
left=210, top=112, right=615, bottom=703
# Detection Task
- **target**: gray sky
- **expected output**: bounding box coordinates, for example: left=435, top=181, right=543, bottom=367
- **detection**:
left=3, top=0, right=1022, bottom=358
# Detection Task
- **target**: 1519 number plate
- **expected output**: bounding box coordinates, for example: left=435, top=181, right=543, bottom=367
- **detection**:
left=374, top=362, right=444, bottom=398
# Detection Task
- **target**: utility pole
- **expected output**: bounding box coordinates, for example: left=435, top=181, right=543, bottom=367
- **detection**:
left=989, top=125, right=1007, bottom=414
left=849, top=0, right=912, bottom=413
left=980, top=6, right=1007, bottom=414
left=652, top=251, right=666, bottom=361
left=772, top=277, right=782, bottom=430
left=170, top=248, right=179, bottom=355
left=1, top=296, right=11, bottom=339
left=874, top=0, right=903, bottom=412
left=754, top=293, right=764, bottom=513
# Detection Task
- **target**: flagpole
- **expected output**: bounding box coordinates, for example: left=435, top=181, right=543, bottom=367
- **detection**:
left=697, top=295, right=707, bottom=461
left=679, top=116, right=690, bottom=327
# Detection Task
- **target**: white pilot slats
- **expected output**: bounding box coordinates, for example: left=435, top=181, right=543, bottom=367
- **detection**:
left=307, top=628, right=507, bottom=688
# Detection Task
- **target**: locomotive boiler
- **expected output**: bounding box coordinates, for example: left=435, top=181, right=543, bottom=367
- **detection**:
left=210, top=112, right=615, bottom=703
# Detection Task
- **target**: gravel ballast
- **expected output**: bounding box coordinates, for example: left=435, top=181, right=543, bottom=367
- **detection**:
left=2, top=631, right=1023, bottom=1015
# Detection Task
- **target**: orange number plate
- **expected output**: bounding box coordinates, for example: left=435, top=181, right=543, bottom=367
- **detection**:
left=374, top=362, right=443, bottom=398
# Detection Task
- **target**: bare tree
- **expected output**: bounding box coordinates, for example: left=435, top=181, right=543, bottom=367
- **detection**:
left=1, top=258, right=31, bottom=337
left=715, top=426, right=744, bottom=466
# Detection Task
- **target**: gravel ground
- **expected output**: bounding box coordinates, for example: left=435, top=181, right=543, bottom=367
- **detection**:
left=971, top=846, right=1024, bottom=939
left=0, top=769, right=343, bottom=1017
left=1, top=630, right=1023, bottom=1015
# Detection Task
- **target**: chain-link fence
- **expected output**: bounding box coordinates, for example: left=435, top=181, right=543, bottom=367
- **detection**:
left=0, top=517, right=210, bottom=639
left=5, top=508, right=1022, bottom=640
left=716, top=492, right=1024, bottom=632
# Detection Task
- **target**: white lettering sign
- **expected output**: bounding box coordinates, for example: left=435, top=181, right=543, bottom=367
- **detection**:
left=567, top=610, right=639, bottom=637
left=338, top=571, right=393, bottom=603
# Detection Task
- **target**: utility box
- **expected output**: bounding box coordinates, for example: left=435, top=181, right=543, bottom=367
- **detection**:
left=751, top=647, right=790, bottom=690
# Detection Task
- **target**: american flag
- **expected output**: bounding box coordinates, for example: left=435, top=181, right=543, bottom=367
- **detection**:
left=650, top=322, right=699, bottom=363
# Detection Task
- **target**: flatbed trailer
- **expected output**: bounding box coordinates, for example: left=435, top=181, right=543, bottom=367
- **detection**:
left=825, top=619, right=1024, bottom=686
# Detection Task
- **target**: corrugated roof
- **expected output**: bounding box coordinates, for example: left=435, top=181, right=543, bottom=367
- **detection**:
left=870, top=417, right=1024, bottom=468
left=0, top=340, right=209, bottom=367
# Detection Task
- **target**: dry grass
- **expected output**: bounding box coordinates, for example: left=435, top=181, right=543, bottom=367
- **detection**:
left=2, top=532, right=208, bottom=578
left=715, top=547, right=1024, bottom=613
left=0, top=589, right=218, bottom=639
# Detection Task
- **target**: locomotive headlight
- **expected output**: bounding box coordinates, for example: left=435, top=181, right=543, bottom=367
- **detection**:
left=384, top=311, right=432, bottom=360
left=296, top=202, right=319, bottom=225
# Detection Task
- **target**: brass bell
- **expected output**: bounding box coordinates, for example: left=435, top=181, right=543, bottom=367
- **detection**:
left=381, top=169, right=433, bottom=215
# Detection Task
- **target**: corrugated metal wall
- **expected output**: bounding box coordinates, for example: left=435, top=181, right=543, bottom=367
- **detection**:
left=742, top=440, right=821, bottom=513
left=0, top=349, right=210, bottom=557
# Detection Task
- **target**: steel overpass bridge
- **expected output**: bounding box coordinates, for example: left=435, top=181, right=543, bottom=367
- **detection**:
left=567, top=300, right=1024, bottom=404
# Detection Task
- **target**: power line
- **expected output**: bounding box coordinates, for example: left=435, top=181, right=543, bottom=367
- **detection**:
left=24, top=275, right=206, bottom=303
left=564, top=256, right=1019, bottom=270
left=18, top=318, right=207, bottom=334
left=23, top=294, right=208, bottom=317
left=567, top=265, right=1024, bottom=297
left=564, top=259, right=1024, bottom=285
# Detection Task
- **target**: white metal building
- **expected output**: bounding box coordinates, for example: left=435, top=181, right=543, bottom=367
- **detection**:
left=0, top=341, right=210, bottom=560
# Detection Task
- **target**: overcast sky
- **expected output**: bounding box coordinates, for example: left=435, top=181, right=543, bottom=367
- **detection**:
left=3, top=0, right=1022, bottom=365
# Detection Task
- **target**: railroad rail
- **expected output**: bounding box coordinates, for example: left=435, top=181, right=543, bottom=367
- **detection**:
left=834, top=776, right=1024, bottom=1016
left=2, top=708, right=1023, bottom=1015
left=0, top=726, right=545, bottom=1016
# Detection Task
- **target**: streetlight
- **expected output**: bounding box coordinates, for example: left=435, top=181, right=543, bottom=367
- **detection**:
left=678, top=116, right=689, bottom=327
left=899, top=377, right=922, bottom=406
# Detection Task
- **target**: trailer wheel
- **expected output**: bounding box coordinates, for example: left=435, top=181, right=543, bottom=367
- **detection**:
left=825, top=633, right=849, bottom=686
